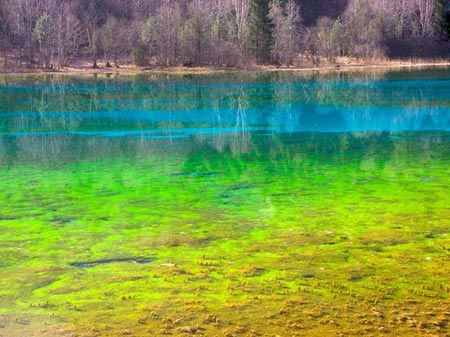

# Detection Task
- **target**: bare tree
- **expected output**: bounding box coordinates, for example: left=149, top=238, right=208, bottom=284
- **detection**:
left=154, top=0, right=182, bottom=66
left=231, top=0, right=250, bottom=54
left=343, top=0, right=386, bottom=58
left=315, top=16, right=343, bottom=62
left=414, top=0, right=435, bottom=37
left=8, top=0, right=42, bottom=67
left=211, top=0, right=232, bottom=66
left=0, top=1, right=11, bottom=68
left=183, top=0, right=213, bottom=66
left=139, top=15, right=158, bottom=65
left=102, top=16, right=132, bottom=67
left=74, top=0, right=107, bottom=68
left=55, top=3, right=84, bottom=67
left=270, top=0, right=301, bottom=65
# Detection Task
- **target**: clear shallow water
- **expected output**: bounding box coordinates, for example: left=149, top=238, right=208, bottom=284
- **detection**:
left=0, top=69, right=449, bottom=336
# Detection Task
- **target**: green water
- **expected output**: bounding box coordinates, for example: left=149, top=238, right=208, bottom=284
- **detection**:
left=0, top=69, right=449, bottom=336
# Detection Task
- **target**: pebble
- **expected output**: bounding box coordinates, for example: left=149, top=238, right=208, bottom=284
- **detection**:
left=179, top=326, right=198, bottom=334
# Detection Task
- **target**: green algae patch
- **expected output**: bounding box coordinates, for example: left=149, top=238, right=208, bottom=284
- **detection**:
left=0, top=131, right=449, bottom=336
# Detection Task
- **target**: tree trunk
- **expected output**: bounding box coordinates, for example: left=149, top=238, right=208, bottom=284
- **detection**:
left=87, top=26, right=98, bottom=68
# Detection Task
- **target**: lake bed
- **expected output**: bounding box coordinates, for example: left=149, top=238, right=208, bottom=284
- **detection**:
left=0, top=68, right=449, bottom=336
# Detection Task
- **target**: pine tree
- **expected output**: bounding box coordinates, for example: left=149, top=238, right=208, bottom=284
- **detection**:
left=33, top=14, right=55, bottom=68
left=435, top=0, right=450, bottom=40
left=246, top=0, right=273, bottom=63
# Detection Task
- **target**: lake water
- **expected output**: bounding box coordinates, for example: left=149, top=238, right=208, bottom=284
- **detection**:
left=0, top=68, right=449, bottom=336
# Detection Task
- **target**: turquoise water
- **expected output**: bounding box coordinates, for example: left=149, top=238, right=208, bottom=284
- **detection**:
left=0, top=69, right=449, bottom=336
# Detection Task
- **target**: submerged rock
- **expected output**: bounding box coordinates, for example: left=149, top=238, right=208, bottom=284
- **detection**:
left=69, top=257, right=152, bottom=268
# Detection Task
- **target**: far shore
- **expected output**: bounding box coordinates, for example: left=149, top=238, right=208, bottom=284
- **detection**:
left=2, top=58, right=450, bottom=76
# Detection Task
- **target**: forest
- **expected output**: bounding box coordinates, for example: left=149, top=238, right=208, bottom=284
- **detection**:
left=0, top=0, right=449, bottom=70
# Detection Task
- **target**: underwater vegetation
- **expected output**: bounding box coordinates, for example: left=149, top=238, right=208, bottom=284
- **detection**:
left=0, top=69, right=449, bottom=336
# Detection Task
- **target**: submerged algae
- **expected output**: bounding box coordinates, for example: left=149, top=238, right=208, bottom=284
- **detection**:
left=0, top=70, right=449, bottom=336
left=0, top=131, right=448, bottom=336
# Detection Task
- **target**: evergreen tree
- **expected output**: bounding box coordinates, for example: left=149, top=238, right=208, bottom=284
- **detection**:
left=33, top=13, right=55, bottom=68
left=246, top=0, right=273, bottom=63
left=435, top=0, right=450, bottom=40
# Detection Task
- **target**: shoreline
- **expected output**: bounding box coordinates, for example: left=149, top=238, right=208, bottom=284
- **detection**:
left=1, top=59, right=450, bottom=76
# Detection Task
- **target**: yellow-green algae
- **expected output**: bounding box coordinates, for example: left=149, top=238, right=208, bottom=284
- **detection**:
left=0, top=70, right=449, bottom=336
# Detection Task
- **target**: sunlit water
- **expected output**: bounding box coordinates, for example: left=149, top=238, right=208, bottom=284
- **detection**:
left=0, top=69, right=449, bottom=336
